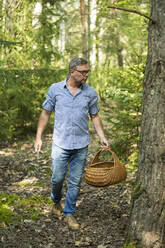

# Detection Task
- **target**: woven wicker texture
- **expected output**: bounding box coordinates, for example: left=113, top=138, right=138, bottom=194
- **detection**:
left=84, top=149, right=127, bottom=187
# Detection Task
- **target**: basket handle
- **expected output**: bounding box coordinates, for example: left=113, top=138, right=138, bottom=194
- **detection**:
left=91, top=148, right=120, bottom=166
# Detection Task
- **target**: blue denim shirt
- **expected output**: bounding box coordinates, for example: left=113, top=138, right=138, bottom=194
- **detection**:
left=42, top=79, right=100, bottom=149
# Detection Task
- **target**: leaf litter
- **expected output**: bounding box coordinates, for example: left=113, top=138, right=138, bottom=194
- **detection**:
left=0, top=132, right=136, bottom=248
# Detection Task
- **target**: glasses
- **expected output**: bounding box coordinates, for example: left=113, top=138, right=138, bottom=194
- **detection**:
left=74, top=69, right=91, bottom=75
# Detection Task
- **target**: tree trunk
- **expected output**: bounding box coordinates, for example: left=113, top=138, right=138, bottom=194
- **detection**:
left=5, top=0, right=14, bottom=34
left=80, top=0, right=87, bottom=59
left=117, top=48, right=123, bottom=67
left=116, top=35, right=123, bottom=68
left=90, top=0, right=96, bottom=66
left=128, top=1, right=165, bottom=247
left=95, top=11, right=99, bottom=65
left=111, top=0, right=123, bottom=67
left=87, top=0, right=91, bottom=64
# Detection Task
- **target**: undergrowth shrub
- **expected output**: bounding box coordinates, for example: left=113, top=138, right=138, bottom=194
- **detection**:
left=0, top=69, right=66, bottom=140
left=90, top=64, right=144, bottom=165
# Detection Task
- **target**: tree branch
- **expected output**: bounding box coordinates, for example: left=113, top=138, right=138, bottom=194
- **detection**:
left=107, top=5, right=156, bottom=24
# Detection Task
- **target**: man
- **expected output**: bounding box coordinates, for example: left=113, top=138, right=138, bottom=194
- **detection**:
left=34, top=58, right=109, bottom=230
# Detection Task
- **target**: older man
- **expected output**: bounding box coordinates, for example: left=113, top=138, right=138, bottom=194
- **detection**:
left=34, top=58, right=109, bottom=230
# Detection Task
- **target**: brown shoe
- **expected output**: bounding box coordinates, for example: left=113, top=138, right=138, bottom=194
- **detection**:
left=52, top=201, right=64, bottom=216
left=64, top=215, right=79, bottom=230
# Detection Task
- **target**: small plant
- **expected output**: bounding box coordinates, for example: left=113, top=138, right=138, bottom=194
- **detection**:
left=124, top=242, right=137, bottom=248
left=0, top=205, right=15, bottom=224
left=0, top=193, right=19, bottom=224
left=124, top=238, right=137, bottom=248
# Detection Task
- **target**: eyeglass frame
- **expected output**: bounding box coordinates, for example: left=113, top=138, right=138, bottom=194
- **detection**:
left=74, top=69, right=91, bottom=76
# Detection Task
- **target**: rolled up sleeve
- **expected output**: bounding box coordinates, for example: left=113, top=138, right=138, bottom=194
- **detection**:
left=89, top=92, right=100, bottom=115
left=42, top=85, right=55, bottom=111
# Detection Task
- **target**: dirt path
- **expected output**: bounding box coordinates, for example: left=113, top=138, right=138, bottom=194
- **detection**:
left=0, top=133, right=135, bottom=248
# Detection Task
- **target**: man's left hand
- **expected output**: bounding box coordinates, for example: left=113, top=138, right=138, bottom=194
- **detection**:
left=100, top=137, right=110, bottom=150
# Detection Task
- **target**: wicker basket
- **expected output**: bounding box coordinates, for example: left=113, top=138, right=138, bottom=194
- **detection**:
left=84, top=148, right=127, bottom=187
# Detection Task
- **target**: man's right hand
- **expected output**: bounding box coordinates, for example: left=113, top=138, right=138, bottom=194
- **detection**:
left=34, top=109, right=51, bottom=153
left=34, top=139, right=42, bottom=152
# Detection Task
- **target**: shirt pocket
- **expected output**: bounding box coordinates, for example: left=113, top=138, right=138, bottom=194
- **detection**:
left=74, top=96, right=90, bottom=120
left=77, top=95, right=90, bottom=109
left=55, top=94, right=73, bottom=112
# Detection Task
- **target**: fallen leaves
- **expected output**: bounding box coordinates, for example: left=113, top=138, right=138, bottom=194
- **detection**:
left=0, top=135, right=133, bottom=248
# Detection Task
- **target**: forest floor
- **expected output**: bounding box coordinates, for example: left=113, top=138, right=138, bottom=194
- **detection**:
left=0, top=130, right=136, bottom=248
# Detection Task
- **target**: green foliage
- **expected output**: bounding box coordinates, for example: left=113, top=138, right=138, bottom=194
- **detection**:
left=0, top=193, right=19, bottom=224
left=0, top=193, right=52, bottom=224
left=0, top=0, right=68, bottom=140
left=128, top=149, right=139, bottom=168
left=14, top=194, right=52, bottom=221
left=0, top=0, right=67, bottom=69
left=0, top=193, right=19, bottom=205
left=0, top=40, right=22, bottom=47
left=124, top=239, right=137, bottom=248
left=0, top=0, right=148, bottom=161
left=0, top=206, right=15, bottom=224
left=97, top=0, right=148, bottom=67
left=0, top=69, right=67, bottom=140
left=90, top=64, right=144, bottom=164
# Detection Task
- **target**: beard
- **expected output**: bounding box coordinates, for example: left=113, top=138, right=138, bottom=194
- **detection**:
left=79, top=77, right=88, bottom=84
left=68, top=74, right=88, bottom=86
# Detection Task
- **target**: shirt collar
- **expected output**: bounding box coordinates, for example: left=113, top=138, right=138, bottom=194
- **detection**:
left=63, top=79, right=67, bottom=88
left=63, top=77, right=85, bottom=90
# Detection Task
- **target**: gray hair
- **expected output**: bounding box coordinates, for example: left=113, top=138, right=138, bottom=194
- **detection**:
left=69, top=58, right=88, bottom=70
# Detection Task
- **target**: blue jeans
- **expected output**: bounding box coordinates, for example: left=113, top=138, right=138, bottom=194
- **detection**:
left=51, top=143, right=88, bottom=217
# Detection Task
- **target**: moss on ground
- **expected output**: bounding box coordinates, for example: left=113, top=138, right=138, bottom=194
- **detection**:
left=0, top=193, right=19, bottom=224
left=0, top=193, right=52, bottom=224
left=0, top=205, right=15, bottom=224
left=124, top=239, right=137, bottom=248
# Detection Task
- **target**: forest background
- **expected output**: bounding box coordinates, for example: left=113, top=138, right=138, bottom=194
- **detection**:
left=0, top=0, right=149, bottom=166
